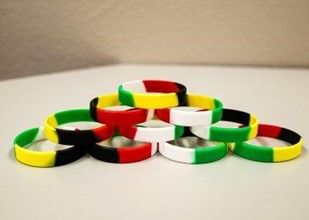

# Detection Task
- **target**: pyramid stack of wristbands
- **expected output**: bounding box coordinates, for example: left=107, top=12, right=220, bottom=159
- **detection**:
left=13, top=80, right=304, bottom=167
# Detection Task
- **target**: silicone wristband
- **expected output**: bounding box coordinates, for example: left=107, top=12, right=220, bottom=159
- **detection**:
left=159, top=128, right=228, bottom=164
left=118, top=120, right=184, bottom=142
left=88, top=135, right=157, bottom=163
left=44, top=109, right=113, bottom=145
left=14, top=127, right=86, bottom=167
left=89, top=93, right=153, bottom=125
left=230, top=124, right=303, bottom=162
left=155, top=94, right=223, bottom=126
left=191, top=109, right=259, bottom=143
left=118, top=80, right=187, bottom=109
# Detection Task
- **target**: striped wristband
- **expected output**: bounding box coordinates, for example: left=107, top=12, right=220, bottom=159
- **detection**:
left=44, top=109, right=113, bottom=145
left=89, top=93, right=153, bottom=125
left=159, top=128, right=228, bottom=164
left=14, top=127, right=86, bottom=167
left=118, top=120, right=184, bottom=143
left=191, top=109, right=258, bottom=143
left=88, top=134, right=157, bottom=163
left=118, top=80, right=187, bottom=109
left=230, top=124, right=303, bottom=162
left=155, top=94, right=223, bottom=126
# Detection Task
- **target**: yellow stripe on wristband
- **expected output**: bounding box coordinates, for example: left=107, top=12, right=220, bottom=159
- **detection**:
left=44, top=115, right=59, bottom=143
left=14, top=144, right=56, bottom=167
left=273, top=138, right=303, bottom=162
left=133, top=93, right=179, bottom=109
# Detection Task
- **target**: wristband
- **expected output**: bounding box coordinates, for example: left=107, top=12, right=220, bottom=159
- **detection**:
left=118, top=80, right=187, bottom=109
left=44, top=109, right=113, bottom=145
left=14, top=127, right=86, bottom=167
left=191, top=109, right=258, bottom=143
left=118, top=120, right=184, bottom=142
left=89, top=93, right=153, bottom=125
left=155, top=94, right=223, bottom=126
left=230, top=124, right=303, bottom=162
left=88, top=134, right=157, bottom=163
left=159, top=128, right=228, bottom=164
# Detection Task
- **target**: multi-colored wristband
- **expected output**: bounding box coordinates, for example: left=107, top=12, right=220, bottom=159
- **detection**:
left=155, top=94, right=223, bottom=126
left=159, top=128, right=228, bottom=164
left=14, top=127, right=86, bottom=167
left=89, top=93, right=153, bottom=125
left=118, top=80, right=187, bottom=109
left=88, top=133, right=157, bottom=163
left=118, top=120, right=184, bottom=142
left=44, top=109, right=113, bottom=145
left=13, top=79, right=304, bottom=167
left=230, top=124, right=303, bottom=162
left=191, top=108, right=259, bottom=143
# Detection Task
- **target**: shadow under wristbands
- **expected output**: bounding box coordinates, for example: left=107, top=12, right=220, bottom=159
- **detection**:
left=89, top=93, right=153, bottom=125
left=159, top=128, right=228, bottom=164
left=118, top=80, right=187, bottom=109
left=155, top=94, right=223, bottom=126
left=230, top=124, right=303, bottom=162
left=44, top=109, right=113, bottom=145
left=14, top=127, right=86, bottom=167
left=190, top=109, right=259, bottom=143
left=88, top=134, right=157, bottom=163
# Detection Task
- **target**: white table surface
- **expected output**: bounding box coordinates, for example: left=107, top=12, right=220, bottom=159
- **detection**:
left=0, top=64, right=308, bottom=220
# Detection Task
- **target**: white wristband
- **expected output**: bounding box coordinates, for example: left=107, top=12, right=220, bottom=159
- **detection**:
left=118, top=120, right=184, bottom=143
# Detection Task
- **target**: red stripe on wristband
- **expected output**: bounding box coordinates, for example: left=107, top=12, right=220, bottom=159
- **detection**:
left=155, top=109, right=171, bottom=123
left=118, top=125, right=138, bottom=140
left=96, top=108, right=148, bottom=125
left=258, top=124, right=281, bottom=138
left=143, top=80, right=180, bottom=93
left=118, top=144, right=152, bottom=163
left=92, top=126, right=113, bottom=140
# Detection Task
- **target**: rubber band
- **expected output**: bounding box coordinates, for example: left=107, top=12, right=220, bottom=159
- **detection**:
left=14, top=127, right=86, bottom=167
left=88, top=133, right=157, bottom=163
left=89, top=93, right=153, bottom=125
left=44, top=109, right=113, bottom=145
left=159, top=128, right=228, bottom=164
left=118, top=80, right=187, bottom=109
left=118, top=120, right=184, bottom=143
left=191, top=109, right=259, bottom=143
left=230, top=124, right=303, bottom=162
left=155, top=94, right=223, bottom=126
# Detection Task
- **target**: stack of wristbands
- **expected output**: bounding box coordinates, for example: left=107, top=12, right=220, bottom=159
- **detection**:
left=13, top=80, right=304, bottom=167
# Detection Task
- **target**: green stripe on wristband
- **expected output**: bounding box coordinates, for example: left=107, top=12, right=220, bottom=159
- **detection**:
left=55, top=109, right=92, bottom=125
left=118, top=85, right=135, bottom=107
left=194, top=143, right=228, bottom=164
left=211, top=99, right=223, bottom=124
left=231, top=143, right=273, bottom=162
left=209, top=126, right=251, bottom=143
